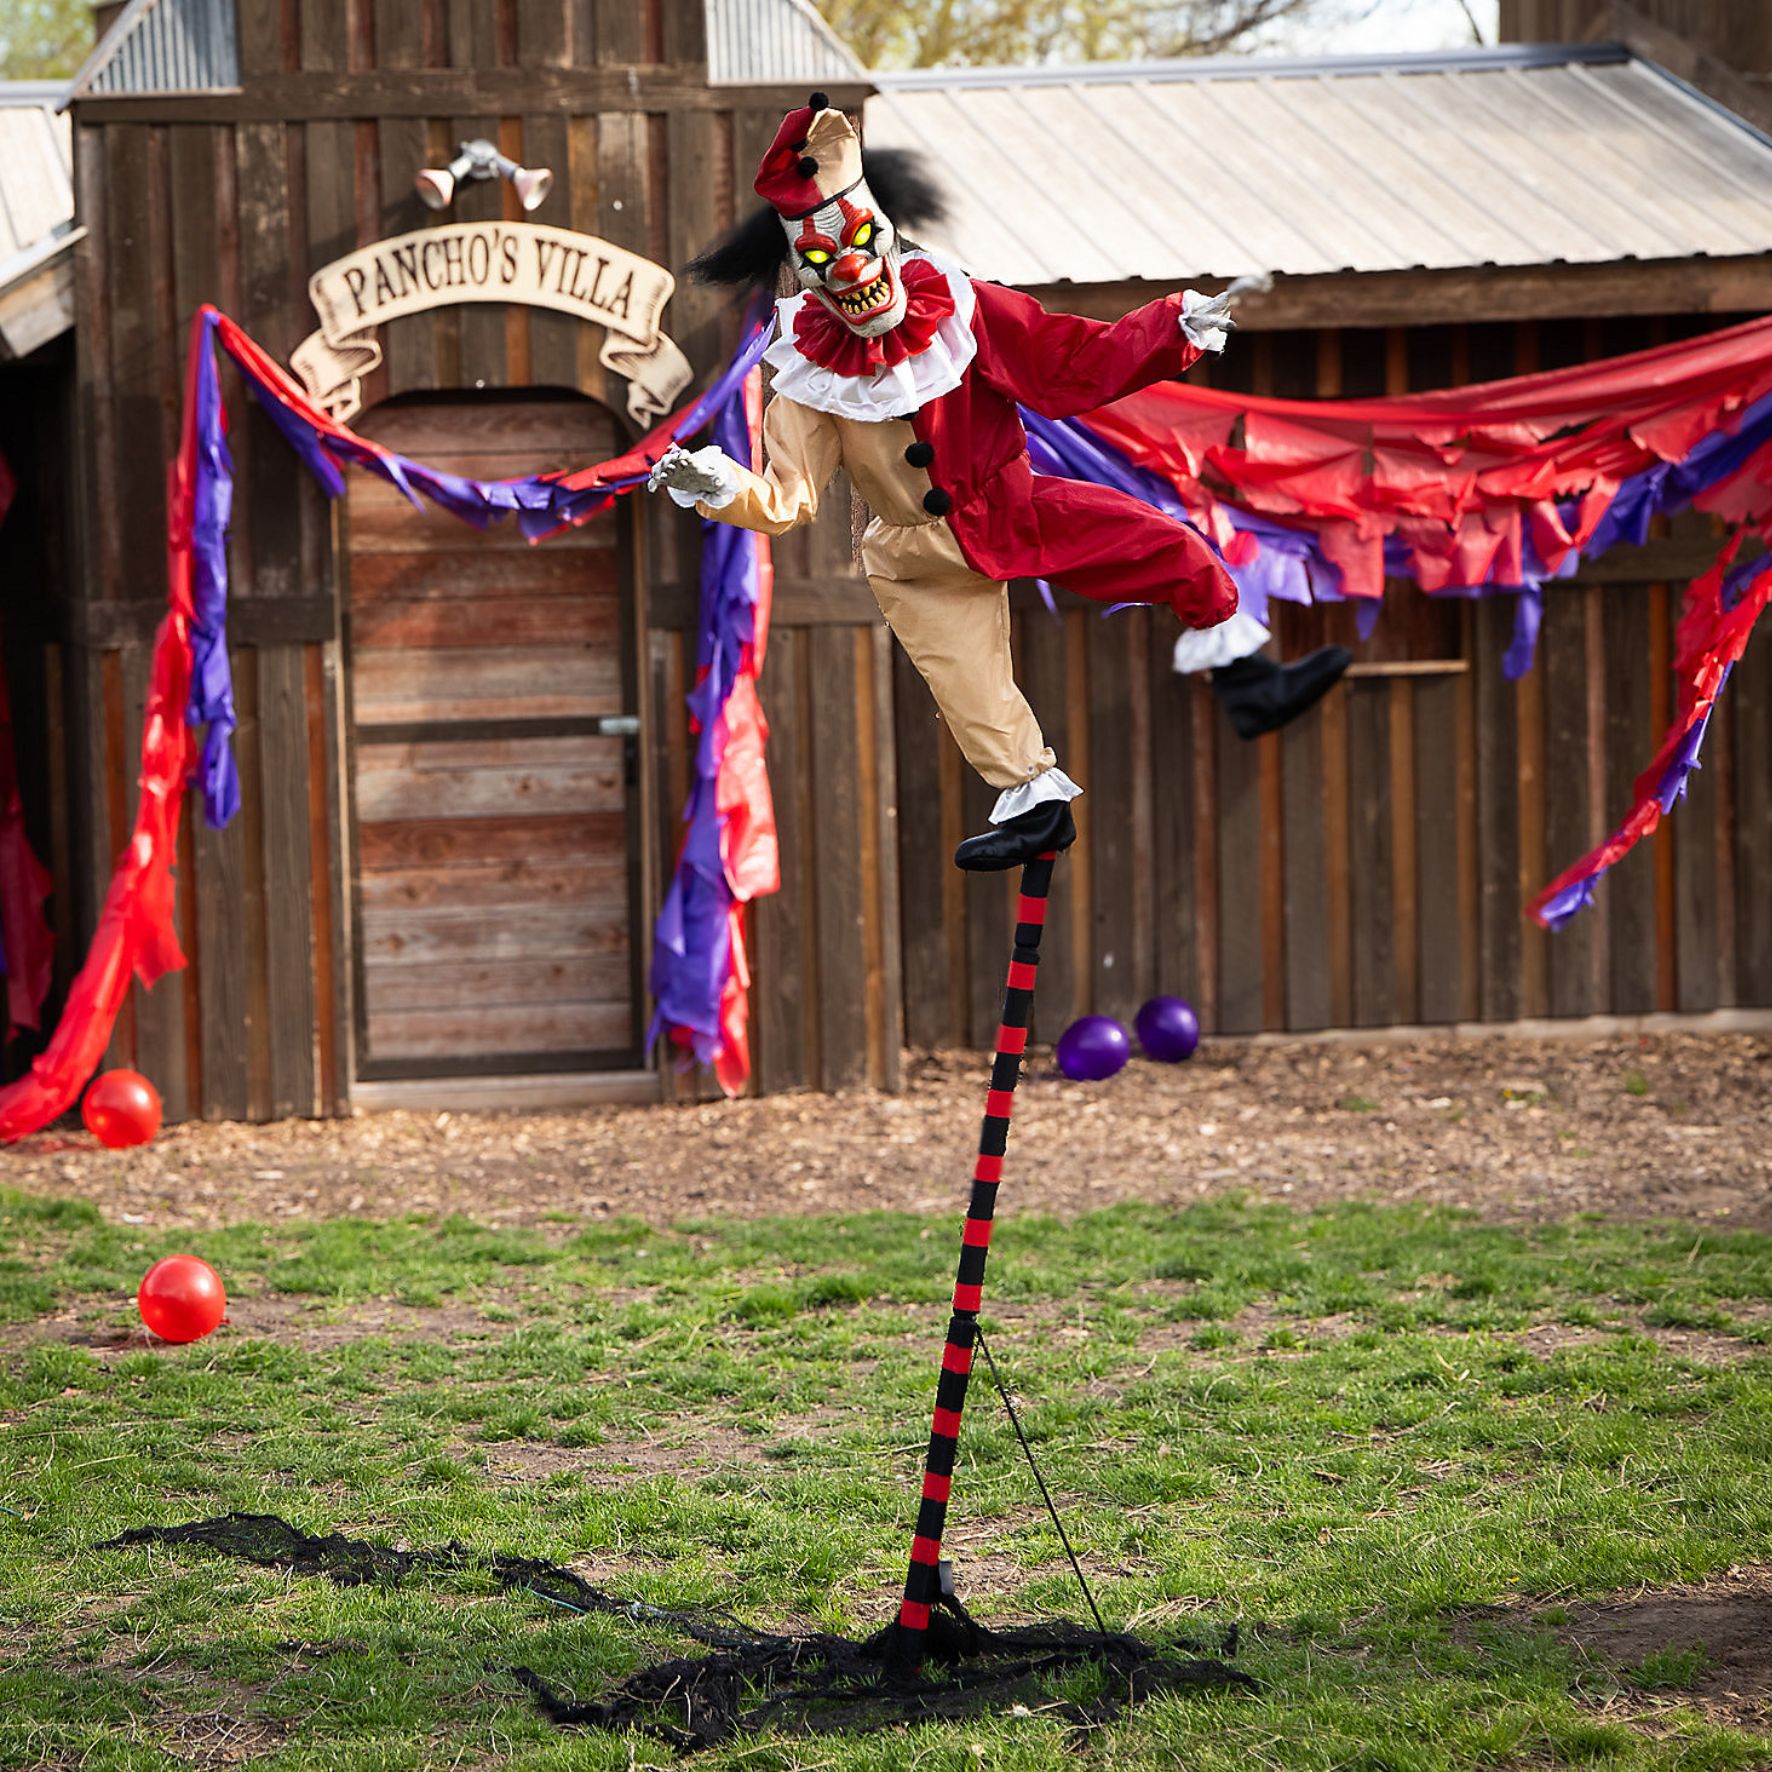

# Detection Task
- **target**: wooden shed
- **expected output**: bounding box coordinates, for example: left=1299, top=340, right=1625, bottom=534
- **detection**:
left=21, top=0, right=883, bottom=1117
left=6, top=0, right=1770, bottom=1122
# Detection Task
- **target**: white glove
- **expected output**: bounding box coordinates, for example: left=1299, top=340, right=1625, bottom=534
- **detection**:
left=647, top=443, right=739, bottom=509
left=1180, top=288, right=1236, bottom=355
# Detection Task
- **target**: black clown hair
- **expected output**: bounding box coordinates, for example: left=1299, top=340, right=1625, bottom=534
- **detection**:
left=685, top=148, right=948, bottom=290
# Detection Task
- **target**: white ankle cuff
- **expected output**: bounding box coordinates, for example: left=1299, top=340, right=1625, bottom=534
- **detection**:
left=1173, top=610, right=1270, bottom=675
left=990, top=767, right=1082, bottom=825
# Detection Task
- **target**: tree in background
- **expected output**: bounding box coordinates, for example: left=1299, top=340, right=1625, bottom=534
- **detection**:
left=814, top=0, right=1358, bottom=68
left=0, top=0, right=91, bottom=79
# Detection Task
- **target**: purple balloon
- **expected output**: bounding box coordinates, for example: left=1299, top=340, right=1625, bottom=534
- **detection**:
left=1056, top=1015, right=1131, bottom=1082
left=1136, top=996, right=1200, bottom=1063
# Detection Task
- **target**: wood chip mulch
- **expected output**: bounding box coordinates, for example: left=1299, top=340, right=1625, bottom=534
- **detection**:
left=6, top=1031, right=1769, bottom=1232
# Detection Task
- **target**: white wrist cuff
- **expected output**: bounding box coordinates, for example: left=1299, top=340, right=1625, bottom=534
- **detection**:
left=990, top=766, right=1082, bottom=824
left=1173, top=610, right=1271, bottom=674
left=1180, top=289, right=1232, bottom=354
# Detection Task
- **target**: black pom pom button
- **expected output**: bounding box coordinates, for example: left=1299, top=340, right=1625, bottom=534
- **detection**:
left=809, top=91, right=830, bottom=111
left=904, top=441, right=935, bottom=468
left=796, top=155, right=819, bottom=178
left=922, top=488, right=952, bottom=517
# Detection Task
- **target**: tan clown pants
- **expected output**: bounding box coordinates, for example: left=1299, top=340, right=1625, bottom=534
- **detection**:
left=862, top=515, right=1056, bottom=793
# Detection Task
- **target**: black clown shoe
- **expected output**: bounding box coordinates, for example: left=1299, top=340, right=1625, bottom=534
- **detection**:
left=1211, top=645, right=1353, bottom=741
left=954, top=798, right=1077, bottom=872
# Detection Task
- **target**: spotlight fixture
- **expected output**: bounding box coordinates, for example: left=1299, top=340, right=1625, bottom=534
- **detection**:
left=415, top=139, right=554, bottom=213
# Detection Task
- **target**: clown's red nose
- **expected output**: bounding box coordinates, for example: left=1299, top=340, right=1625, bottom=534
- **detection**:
left=831, top=252, right=870, bottom=284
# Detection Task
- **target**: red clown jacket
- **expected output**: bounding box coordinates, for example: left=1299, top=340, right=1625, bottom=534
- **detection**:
left=910, top=277, right=1236, bottom=621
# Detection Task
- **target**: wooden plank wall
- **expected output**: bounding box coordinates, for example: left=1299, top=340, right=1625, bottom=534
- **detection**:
left=892, top=315, right=1772, bottom=1049
left=1500, top=0, right=1772, bottom=72
left=64, top=0, right=880, bottom=1117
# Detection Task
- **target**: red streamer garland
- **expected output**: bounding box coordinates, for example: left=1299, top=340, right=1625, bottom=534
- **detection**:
left=1092, top=314, right=1772, bottom=600
left=0, top=323, right=203, bottom=1140
left=1527, top=529, right=1772, bottom=926
left=6, top=306, right=1768, bottom=1138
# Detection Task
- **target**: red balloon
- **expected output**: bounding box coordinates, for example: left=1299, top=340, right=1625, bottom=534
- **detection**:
left=83, top=1070, right=162, bottom=1149
left=138, top=1255, right=227, bottom=1344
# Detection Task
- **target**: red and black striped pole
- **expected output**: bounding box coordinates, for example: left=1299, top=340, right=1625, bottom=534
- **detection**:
left=889, top=851, right=1056, bottom=1668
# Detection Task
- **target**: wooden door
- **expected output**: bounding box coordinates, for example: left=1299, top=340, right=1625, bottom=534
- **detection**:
left=343, top=394, right=642, bottom=1079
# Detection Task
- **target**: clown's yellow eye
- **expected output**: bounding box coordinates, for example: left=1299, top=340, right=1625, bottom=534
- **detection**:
left=852, top=222, right=874, bottom=248
left=803, top=248, right=830, bottom=265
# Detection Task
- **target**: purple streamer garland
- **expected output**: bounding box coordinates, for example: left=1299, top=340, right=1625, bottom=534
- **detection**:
left=187, top=312, right=239, bottom=828
left=646, top=385, right=766, bottom=1066
left=174, top=296, right=781, bottom=1082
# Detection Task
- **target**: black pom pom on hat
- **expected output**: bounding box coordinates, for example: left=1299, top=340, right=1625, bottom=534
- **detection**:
left=797, top=155, right=819, bottom=177
left=809, top=90, right=830, bottom=110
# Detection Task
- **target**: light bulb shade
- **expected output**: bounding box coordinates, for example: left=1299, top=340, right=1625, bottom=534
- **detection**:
left=414, top=166, right=455, bottom=210
left=512, top=165, right=553, bottom=212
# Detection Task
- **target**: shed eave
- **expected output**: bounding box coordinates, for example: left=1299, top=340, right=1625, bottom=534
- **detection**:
left=1019, top=251, right=1772, bottom=331
left=0, top=226, right=83, bottom=359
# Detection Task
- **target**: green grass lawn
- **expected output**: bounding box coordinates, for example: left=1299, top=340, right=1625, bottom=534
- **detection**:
left=2, top=1184, right=1770, bottom=1769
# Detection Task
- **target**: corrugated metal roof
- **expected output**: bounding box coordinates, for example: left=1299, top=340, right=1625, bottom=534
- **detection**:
left=706, top=0, right=864, bottom=86
left=0, top=85, right=75, bottom=288
left=66, top=0, right=856, bottom=96
left=65, top=0, right=239, bottom=100
left=866, top=43, right=1772, bottom=285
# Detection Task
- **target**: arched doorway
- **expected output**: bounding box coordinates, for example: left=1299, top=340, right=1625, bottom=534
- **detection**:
left=342, top=391, right=644, bottom=1083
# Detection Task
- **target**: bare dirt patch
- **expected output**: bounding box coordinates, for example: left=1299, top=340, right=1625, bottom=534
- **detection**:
left=7, top=1033, right=1770, bottom=1234
left=469, top=1400, right=878, bottom=1487
left=1513, top=1308, right=1772, bottom=1365
left=1465, top=1567, right=1772, bottom=1738
left=159, top=1705, right=290, bottom=1767
left=1560, top=1565, right=1772, bottom=1735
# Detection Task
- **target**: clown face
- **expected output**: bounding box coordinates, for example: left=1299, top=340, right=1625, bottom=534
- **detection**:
left=783, top=182, right=907, bottom=337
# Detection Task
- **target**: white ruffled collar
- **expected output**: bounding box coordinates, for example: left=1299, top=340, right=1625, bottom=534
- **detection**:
left=763, top=251, right=978, bottom=423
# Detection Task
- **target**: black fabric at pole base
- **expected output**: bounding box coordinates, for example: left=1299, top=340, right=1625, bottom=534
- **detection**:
left=520, top=1600, right=1253, bottom=1749
left=101, top=1514, right=1255, bottom=1752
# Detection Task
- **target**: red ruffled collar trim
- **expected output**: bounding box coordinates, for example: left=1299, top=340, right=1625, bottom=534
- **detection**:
left=790, top=257, right=956, bottom=377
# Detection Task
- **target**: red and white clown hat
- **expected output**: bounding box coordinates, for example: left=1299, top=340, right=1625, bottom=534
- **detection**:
left=753, top=94, right=862, bottom=220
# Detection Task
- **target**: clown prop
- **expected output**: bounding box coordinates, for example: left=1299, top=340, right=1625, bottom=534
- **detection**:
left=648, top=92, right=1256, bottom=1669
left=648, top=96, right=1323, bottom=871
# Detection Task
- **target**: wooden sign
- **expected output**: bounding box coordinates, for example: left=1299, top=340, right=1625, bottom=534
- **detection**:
left=291, top=221, right=694, bottom=423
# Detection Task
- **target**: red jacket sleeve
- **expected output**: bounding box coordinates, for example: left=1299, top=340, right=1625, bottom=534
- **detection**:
left=969, top=281, right=1204, bottom=420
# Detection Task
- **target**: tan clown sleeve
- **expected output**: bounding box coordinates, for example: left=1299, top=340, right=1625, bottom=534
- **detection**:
left=692, top=395, right=842, bottom=536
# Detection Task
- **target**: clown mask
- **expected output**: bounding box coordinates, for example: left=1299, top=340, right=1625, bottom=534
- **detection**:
left=783, top=182, right=907, bottom=337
